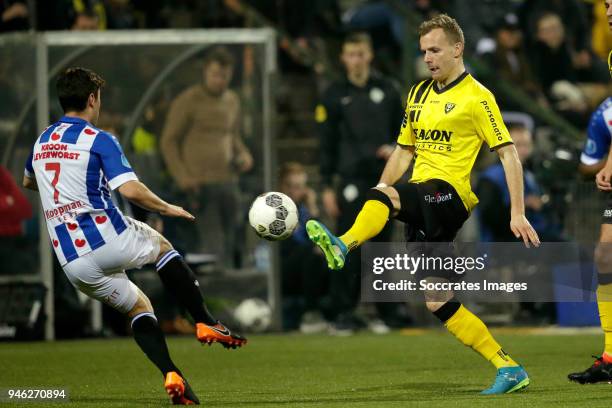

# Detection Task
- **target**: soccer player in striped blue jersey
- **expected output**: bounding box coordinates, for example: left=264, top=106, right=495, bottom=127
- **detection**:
left=23, top=67, right=246, bottom=405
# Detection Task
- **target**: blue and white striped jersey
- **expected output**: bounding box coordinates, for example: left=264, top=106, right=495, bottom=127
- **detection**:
left=25, top=116, right=138, bottom=265
left=581, top=97, right=612, bottom=166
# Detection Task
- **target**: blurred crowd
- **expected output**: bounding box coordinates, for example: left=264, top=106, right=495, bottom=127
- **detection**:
left=1, top=0, right=612, bottom=335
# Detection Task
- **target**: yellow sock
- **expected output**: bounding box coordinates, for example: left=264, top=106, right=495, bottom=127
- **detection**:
left=597, top=284, right=612, bottom=357
left=445, top=305, right=519, bottom=369
left=339, top=200, right=389, bottom=251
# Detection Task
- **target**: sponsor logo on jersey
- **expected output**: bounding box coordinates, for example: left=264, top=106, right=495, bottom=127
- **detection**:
left=44, top=200, right=85, bottom=220
left=34, top=143, right=81, bottom=161
left=480, top=100, right=503, bottom=141
left=424, top=192, right=452, bottom=204
left=585, top=139, right=597, bottom=155
left=413, top=128, right=453, bottom=151
left=413, top=128, right=453, bottom=142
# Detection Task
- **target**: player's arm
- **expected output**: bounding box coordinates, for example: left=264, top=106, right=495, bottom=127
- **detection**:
left=94, top=132, right=193, bottom=220
left=118, top=180, right=194, bottom=220
left=579, top=159, right=606, bottom=177
left=379, top=101, right=416, bottom=186
left=22, top=149, right=38, bottom=191
left=378, top=144, right=415, bottom=186
left=497, top=144, right=540, bottom=247
left=22, top=174, right=38, bottom=191
left=579, top=107, right=610, bottom=178
left=595, top=149, right=612, bottom=191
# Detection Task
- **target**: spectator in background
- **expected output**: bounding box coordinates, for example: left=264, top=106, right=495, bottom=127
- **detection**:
left=0, top=0, right=28, bottom=32
left=278, top=162, right=330, bottom=332
left=477, top=124, right=553, bottom=242
left=481, top=13, right=548, bottom=110
left=529, top=13, right=608, bottom=125
left=519, top=0, right=590, bottom=56
left=104, top=0, right=136, bottom=29
left=450, top=0, right=517, bottom=55
left=161, top=47, right=253, bottom=269
left=0, top=164, right=32, bottom=237
left=316, top=32, right=402, bottom=334
left=71, top=9, right=100, bottom=30
left=591, top=0, right=612, bottom=63
left=37, top=0, right=106, bottom=31
left=0, top=164, right=33, bottom=276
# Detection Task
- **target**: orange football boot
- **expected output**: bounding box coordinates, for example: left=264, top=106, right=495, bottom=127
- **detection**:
left=164, top=371, right=199, bottom=405
left=196, top=321, right=247, bottom=349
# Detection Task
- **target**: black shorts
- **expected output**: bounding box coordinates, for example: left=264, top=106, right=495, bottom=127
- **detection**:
left=603, top=194, right=612, bottom=224
left=393, top=179, right=469, bottom=280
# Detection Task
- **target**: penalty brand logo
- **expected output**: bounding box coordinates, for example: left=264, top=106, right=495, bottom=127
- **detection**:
left=444, top=102, right=456, bottom=114
left=425, top=192, right=452, bottom=204
left=605, top=209, right=612, bottom=218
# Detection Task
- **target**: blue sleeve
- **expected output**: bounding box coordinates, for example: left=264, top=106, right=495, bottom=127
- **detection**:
left=91, top=132, right=138, bottom=190
left=581, top=110, right=611, bottom=165
left=24, top=149, right=34, bottom=177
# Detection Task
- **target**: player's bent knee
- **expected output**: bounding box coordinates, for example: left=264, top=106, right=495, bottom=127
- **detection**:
left=367, top=187, right=399, bottom=213
left=425, top=301, right=446, bottom=313
left=156, top=236, right=174, bottom=264
left=128, top=294, right=153, bottom=318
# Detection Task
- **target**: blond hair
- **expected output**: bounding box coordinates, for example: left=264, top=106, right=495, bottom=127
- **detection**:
left=418, top=14, right=465, bottom=45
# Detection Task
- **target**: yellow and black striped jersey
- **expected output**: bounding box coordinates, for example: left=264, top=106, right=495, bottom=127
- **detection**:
left=397, top=72, right=513, bottom=212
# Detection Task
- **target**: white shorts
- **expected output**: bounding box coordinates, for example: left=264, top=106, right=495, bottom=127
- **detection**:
left=62, top=217, right=162, bottom=313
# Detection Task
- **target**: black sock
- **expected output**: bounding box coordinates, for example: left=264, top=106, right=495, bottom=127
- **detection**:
left=156, top=250, right=216, bottom=325
left=131, top=313, right=180, bottom=377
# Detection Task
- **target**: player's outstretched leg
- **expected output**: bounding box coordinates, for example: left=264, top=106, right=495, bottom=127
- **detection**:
left=306, top=188, right=393, bottom=270
left=305, top=220, right=348, bottom=270
left=155, top=248, right=247, bottom=348
left=130, top=308, right=200, bottom=405
left=431, top=298, right=529, bottom=394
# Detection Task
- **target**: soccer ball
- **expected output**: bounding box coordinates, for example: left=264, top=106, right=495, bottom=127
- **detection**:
left=248, top=192, right=298, bottom=241
left=233, top=298, right=272, bottom=332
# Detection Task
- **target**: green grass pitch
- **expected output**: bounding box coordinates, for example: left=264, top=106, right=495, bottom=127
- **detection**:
left=1, top=330, right=611, bottom=407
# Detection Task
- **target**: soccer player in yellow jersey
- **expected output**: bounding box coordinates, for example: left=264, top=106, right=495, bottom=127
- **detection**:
left=567, top=0, right=612, bottom=384
left=306, top=14, right=540, bottom=394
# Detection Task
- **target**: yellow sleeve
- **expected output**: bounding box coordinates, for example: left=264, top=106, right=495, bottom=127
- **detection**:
left=397, top=96, right=415, bottom=146
left=472, top=91, right=512, bottom=150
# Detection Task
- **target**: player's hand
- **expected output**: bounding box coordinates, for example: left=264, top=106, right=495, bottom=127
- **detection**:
left=160, top=204, right=195, bottom=221
left=322, top=188, right=340, bottom=218
left=596, top=164, right=612, bottom=191
left=510, top=214, right=540, bottom=248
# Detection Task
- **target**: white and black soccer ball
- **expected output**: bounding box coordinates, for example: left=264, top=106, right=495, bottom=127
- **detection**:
left=248, top=192, right=298, bottom=241
left=233, top=298, right=272, bottom=332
